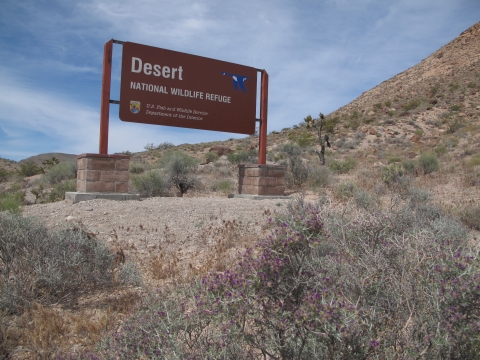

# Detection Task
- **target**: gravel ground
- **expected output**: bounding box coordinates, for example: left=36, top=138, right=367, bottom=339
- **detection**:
left=23, top=196, right=293, bottom=279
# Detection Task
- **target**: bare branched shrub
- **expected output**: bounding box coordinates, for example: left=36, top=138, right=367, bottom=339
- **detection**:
left=131, top=170, right=169, bottom=197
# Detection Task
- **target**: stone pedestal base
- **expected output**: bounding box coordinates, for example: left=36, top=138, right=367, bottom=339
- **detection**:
left=238, top=164, right=286, bottom=196
left=77, top=153, right=130, bottom=193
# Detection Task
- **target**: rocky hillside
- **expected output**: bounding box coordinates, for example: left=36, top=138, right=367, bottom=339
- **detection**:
left=327, top=22, right=480, bottom=137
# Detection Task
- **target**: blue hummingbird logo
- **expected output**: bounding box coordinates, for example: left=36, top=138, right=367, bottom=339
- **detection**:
left=221, top=72, right=248, bottom=93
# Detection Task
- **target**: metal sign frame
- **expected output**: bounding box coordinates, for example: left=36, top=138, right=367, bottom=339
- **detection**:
left=99, top=39, right=268, bottom=164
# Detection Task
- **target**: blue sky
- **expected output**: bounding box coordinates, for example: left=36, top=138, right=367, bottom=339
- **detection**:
left=0, top=0, right=479, bottom=161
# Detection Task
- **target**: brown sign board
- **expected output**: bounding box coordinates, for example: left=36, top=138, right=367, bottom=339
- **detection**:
left=119, top=41, right=257, bottom=134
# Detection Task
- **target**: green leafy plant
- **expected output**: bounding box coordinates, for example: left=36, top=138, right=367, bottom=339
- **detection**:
left=43, top=162, right=77, bottom=185
left=131, top=170, right=168, bottom=197
left=329, top=157, right=356, bottom=173
left=403, top=99, right=421, bottom=111
left=160, top=151, right=199, bottom=197
left=19, top=161, right=44, bottom=177
left=204, top=151, right=219, bottom=164
left=0, top=191, right=24, bottom=213
left=129, top=161, right=151, bottom=174
left=418, top=152, right=439, bottom=174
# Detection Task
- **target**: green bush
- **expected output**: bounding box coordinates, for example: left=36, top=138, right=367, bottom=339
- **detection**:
left=418, top=152, right=439, bottom=174
left=307, top=165, right=331, bottom=189
left=277, top=143, right=302, bottom=157
left=129, top=161, right=151, bottom=174
left=160, top=151, right=198, bottom=197
left=329, top=157, right=356, bottom=173
left=227, top=150, right=250, bottom=164
left=211, top=179, right=234, bottom=193
left=19, top=161, right=43, bottom=177
left=381, top=163, right=405, bottom=185
left=43, top=162, right=77, bottom=184
left=403, top=99, right=421, bottom=111
left=288, top=129, right=316, bottom=147
left=285, top=155, right=308, bottom=188
left=47, top=179, right=76, bottom=202
left=0, top=168, right=9, bottom=183
left=0, top=191, right=24, bottom=213
left=131, top=170, right=168, bottom=197
left=434, top=145, right=448, bottom=157
left=402, top=159, right=416, bottom=174
left=469, top=154, right=480, bottom=167
left=205, top=152, right=219, bottom=164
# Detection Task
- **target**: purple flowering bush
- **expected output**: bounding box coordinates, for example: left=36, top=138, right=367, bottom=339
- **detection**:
left=74, top=193, right=480, bottom=359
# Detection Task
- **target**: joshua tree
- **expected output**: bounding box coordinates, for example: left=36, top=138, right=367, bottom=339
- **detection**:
left=305, top=113, right=331, bottom=165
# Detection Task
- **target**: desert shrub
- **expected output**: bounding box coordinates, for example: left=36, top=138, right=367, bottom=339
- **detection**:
left=403, top=98, right=421, bottom=111
left=117, top=262, right=143, bottom=287
left=459, top=205, right=480, bottom=230
left=387, top=155, right=402, bottom=164
left=0, top=214, right=117, bottom=313
left=354, top=189, right=378, bottom=211
left=129, top=161, right=151, bottom=174
left=131, top=170, right=169, bottom=197
left=288, top=129, right=316, bottom=147
left=204, top=151, right=219, bottom=164
left=161, top=151, right=198, bottom=197
left=307, top=164, right=331, bottom=189
left=277, top=142, right=302, bottom=157
left=402, top=159, right=416, bottom=173
left=381, top=163, right=405, bottom=185
left=46, top=179, right=76, bottom=202
left=418, top=152, right=439, bottom=174
left=84, top=197, right=478, bottom=359
left=337, top=181, right=356, bottom=199
left=227, top=150, right=250, bottom=164
left=0, top=191, right=24, bottom=213
left=329, top=157, right=356, bottom=173
left=211, top=179, right=234, bottom=193
left=469, top=154, right=480, bottom=167
left=156, top=142, right=174, bottom=150
left=434, top=144, right=448, bottom=157
left=447, top=118, right=463, bottom=133
left=41, top=156, right=59, bottom=169
left=281, top=145, right=308, bottom=188
left=19, top=161, right=43, bottom=177
left=0, top=168, right=9, bottom=183
left=43, top=162, right=77, bottom=184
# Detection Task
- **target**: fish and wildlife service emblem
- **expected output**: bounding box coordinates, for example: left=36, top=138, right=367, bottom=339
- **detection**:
left=130, top=101, right=141, bottom=114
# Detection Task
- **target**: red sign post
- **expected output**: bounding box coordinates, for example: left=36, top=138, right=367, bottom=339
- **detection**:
left=99, top=40, right=268, bottom=164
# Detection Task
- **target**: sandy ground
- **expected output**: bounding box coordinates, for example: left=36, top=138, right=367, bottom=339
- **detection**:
left=23, top=195, right=294, bottom=280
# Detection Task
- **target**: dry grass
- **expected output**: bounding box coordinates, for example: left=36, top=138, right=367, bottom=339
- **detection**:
left=2, top=290, right=140, bottom=359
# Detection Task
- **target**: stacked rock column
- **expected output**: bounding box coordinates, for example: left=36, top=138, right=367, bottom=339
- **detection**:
left=77, top=153, right=130, bottom=193
left=238, top=164, right=285, bottom=196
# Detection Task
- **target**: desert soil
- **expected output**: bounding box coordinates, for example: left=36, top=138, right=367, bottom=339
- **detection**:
left=23, top=195, right=296, bottom=282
